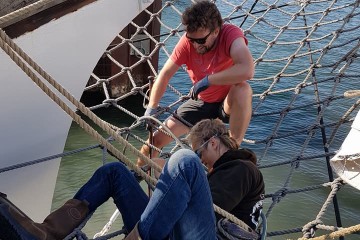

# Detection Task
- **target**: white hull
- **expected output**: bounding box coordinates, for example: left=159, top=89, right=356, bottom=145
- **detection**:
left=0, top=0, right=153, bottom=221
left=331, top=111, right=360, bottom=190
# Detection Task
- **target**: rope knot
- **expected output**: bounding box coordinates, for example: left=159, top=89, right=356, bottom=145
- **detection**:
left=291, top=157, right=300, bottom=168
left=302, top=219, right=322, bottom=238
left=243, top=29, right=251, bottom=35
left=254, top=57, right=263, bottom=64
left=268, top=40, right=276, bottom=47
left=156, top=42, right=166, bottom=47
left=223, top=17, right=230, bottom=22
left=280, top=107, right=290, bottom=115
left=131, top=87, right=142, bottom=95
left=151, top=12, right=159, bottom=18
left=269, top=4, right=277, bottom=9
left=170, top=29, right=179, bottom=35
left=272, top=187, right=288, bottom=203
left=331, top=178, right=343, bottom=190
left=97, top=79, right=107, bottom=84
left=124, top=39, right=132, bottom=44
left=138, top=26, right=147, bottom=32
left=118, top=127, right=130, bottom=135
left=234, top=5, right=242, bottom=10
left=141, top=55, right=151, bottom=61
left=122, top=67, right=131, bottom=72
left=255, top=17, right=263, bottom=24
left=102, top=99, right=116, bottom=105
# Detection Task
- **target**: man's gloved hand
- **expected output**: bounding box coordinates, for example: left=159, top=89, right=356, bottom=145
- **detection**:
left=144, top=106, right=158, bottom=117
left=144, top=106, right=158, bottom=130
left=189, top=76, right=210, bottom=100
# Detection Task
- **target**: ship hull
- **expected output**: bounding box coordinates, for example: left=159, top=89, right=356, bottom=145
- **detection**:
left=0, top=0, right=153, bottom=221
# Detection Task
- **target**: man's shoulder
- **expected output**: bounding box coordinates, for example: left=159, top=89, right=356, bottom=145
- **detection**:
left=219, top=24, right=246, bottom=45
left=222, top=23, right=242, bottom=33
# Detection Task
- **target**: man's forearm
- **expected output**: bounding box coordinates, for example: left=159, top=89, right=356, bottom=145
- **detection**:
left=147, top=58, right=179, bottom=107
left=208, top=63, right=254, bottom=86
left=148, top=79, right=168, bottom=107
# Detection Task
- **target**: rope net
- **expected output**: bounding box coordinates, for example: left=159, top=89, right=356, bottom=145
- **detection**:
left=85, top=0, right=360, bottom=238
left=0, top=0, right=359, bottom=239
left=78, top=0, right=360, bottom=238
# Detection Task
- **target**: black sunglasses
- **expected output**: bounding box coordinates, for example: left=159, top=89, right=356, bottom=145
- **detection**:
left=194, top=134, right=218, bottom=159
left=186, top=31, right=212, bottom=45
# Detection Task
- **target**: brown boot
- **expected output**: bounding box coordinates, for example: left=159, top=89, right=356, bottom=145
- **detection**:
left=0, top=192, right=89, bottom=240
left=123, top=222, right=142, bottom=240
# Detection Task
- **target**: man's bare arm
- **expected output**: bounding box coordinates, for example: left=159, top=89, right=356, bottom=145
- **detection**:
left=208, top=37, right=254, bottom=86
left=148, top=58, right=180, bottom=108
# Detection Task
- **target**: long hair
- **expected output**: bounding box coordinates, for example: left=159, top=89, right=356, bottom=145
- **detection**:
left=187, top=119, right=238, bottom=150
left=182, top=1, right=223, bottom=33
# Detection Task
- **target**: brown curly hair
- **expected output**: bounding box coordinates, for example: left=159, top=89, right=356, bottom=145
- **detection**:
left=187, top=119, right=238, bottom=150
left=182, top=1, right=223, bottom=33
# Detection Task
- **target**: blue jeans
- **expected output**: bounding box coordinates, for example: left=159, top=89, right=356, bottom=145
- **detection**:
left=73, top=161, right=149, bottom=231
left=139, top=149, right=217, bottom=239
left=74, top=149, right=217, bottom=240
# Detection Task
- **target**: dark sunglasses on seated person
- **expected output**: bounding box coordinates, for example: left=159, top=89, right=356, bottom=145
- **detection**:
left=194, top=134, right=218, bottom=159
left=186, top=31, right=212, bottom=45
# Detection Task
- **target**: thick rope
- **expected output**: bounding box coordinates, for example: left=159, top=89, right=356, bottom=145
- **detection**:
left=0, top=0, right=58, bottom=26
left=297, top=224, right=360, bottom=240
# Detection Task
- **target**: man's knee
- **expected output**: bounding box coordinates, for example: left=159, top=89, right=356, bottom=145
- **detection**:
left=233, top=82, right=252, bottom=99
left=227, top=82, right=252, bottom=108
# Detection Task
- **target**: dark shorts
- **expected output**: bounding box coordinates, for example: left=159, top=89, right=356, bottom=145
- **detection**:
left=173, top=99, right=230, bottom=127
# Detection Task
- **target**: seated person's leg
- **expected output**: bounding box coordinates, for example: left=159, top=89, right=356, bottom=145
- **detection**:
left=137, top=149, right=217, bottom=240
left=74, top=162, right=149, bottom=231
left=0, top=193, right=88, bottom=240
left=0, top=162, right=149, bottom=240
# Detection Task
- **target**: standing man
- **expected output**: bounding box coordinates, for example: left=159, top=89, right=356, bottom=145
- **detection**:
left=139, top=0, right=254, bottom=166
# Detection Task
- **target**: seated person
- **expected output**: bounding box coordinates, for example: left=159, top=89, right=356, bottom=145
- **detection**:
left=0, top=119, right=264, bottom=240
left=188, top=119, right=264, bottom=231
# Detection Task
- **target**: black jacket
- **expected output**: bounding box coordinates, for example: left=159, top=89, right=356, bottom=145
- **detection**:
left=208, top=149, right=265, bottom=230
